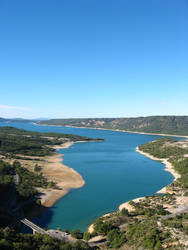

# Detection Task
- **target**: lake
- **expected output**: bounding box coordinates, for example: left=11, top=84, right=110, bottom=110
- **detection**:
left=0, top=122, right=174, bottom=232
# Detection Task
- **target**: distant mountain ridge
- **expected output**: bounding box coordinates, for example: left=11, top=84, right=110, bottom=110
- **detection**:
left=37, top=116, right=188, bottom=136
left=0, top=117, right=32, bottom=123
left=0, top=117, right=49, bottom=122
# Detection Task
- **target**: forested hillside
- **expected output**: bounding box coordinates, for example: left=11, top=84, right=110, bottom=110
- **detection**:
left=38, top=116, right=188, bottom=136
left=0, top=126, right=102, bottom=156
left=0, top=126, right=99, bottom=249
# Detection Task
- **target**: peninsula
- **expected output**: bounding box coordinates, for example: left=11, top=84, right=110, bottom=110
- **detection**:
left=0, top=126, right=103, bottom=218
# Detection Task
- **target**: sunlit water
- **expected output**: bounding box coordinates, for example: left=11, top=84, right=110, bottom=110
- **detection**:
left=0, top=122, right=175, bottom=232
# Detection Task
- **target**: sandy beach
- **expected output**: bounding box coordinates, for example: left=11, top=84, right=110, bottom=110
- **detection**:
left=119, top=197, right=146, bottom=212
left=0, top=139, right=86, bottom=215
left=122, top=130, right=188, bottom=139
left=36, top=123, right=188, bottom=234
left=136, top=146, right=180, bottom=183
left=96, top=127, right=188, bottom=139
left=38, top=141, right=85, bottom=207
left=87, top=140, right=184, bottom=232
left=118, top=146, right=182, bottom=214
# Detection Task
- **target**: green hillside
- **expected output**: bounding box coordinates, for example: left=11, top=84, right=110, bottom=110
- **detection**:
left=38, top=116, right=188, bottom=136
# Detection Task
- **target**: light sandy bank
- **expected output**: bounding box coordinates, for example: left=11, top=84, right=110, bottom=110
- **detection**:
left=119, top=197, right=146, bottom=212
left=135, top=148, right=188, bottom=216
left=122, top=130, right=188, bottom=139
left=136, top=146, right=180, bottom=192
left=88, top=146, right=181, bottom=233
left=88, top=212, right=115, bottom=234
left=118, top=146, right=181, bottom=213
left=39, top=141, right=85, bottom=207
left=44, top=124, right=188, bottom=139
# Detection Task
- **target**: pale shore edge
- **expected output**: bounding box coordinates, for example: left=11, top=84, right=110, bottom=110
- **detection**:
left=34, top=123, right=184, bottom=232
left=34, top=122, right=188, bottom=139
left=39, top=141, right=86, bottom=208
left=135, top=147, right=180, bottom=192
left=118, top=147, right=181, bottom=213
left=89, top=146, right=181, bottom=233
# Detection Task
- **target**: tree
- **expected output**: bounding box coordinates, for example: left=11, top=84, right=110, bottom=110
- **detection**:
left=94, top=218, right=114, bottom=235
left=107, top=229, right=126, bottom=249
left=83, top=232, right=91, bottom=241
left=36, top=199, right=41, bottom=206
left=72, top=240, right=89, bottom=249
left=120, top=208, right=129, bottom=216
left=0, top=239, right=11, bottom=249
left=71, top=229, right=83, bottom=239
left=34, top=164, right=41, bottom=172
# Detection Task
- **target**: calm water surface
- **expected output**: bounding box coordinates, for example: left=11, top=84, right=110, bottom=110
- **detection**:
left=0, top=122, right=174, bottom=231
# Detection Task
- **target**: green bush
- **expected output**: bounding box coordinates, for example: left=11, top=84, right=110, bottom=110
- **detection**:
left=120, top=208, right=129, bottom=216
left=83, top=232, right=91, bottom=241
left=94, top=218, right=115, bottom=235
left=71, top=229, right=83, bottom=239
left=107, top=229, right=126, bottom=249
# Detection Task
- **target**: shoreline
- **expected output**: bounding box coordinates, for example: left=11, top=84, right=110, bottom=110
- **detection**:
left=136, top=146, right=180, bottom=187
left=89, top=146, right=181, bottom=233
left=118, top=146, right=181, bottom=213
left=38, top=141, right=85, bottom=208
left=35, top=123, right=188, bottom=139
left=34, top=123, right=186, bottom=232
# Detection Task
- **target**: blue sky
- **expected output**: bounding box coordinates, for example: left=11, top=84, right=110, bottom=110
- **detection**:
left=0, top=0, right=188, bottom=118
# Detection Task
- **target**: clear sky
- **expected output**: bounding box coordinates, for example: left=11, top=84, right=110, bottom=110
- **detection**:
left=0, top=0, right=188, bottom=118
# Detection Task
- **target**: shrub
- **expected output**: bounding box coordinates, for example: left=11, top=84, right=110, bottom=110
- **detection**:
left=107, top=229, right=126, bottom=249
left=71, top=229, right=83, bottom=239
left=83, top=232, right=91, bottom=241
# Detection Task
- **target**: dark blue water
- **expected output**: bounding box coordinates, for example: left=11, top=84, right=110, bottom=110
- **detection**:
left=0, top=122, right=175, bottom=232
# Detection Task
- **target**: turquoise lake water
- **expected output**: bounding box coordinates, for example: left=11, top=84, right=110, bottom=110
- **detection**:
left=0, top=122, right=175, bottom=232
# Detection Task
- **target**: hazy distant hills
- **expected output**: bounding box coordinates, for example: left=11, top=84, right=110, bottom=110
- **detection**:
left=37, top=116, right=188, bottom=136
left=0, top=117, right=32, bottom=123
left=1, top=116, right=188, bottom=136
left=0, top=117, right=49, bottom=122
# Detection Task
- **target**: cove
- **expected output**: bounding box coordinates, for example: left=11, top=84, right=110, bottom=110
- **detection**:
left=0, top=122, right=175, bottom=232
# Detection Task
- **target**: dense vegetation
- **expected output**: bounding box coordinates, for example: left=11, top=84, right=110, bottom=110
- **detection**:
left=0, top=159, right=53, bottom=220
left=0, top=126, right=102, bottom=156
left=0, top=160, right=14, bottom=189
left=0, top=126, right=100, bottom=209
left=1, top=124, right=188, bottom=248
left=13, top=161, right=52, bottom=200
left=139, top=138, right=188, bottom=190
left=83, top=138, right=188, bottom=249
left=126, top=219, right=171, bottom=249
left=0, top=126, right=106, bottom=249
left=0, top=227, right=90, bottom=250
left=139, top=138, right=188, bottom=158
left=162, top=213, right=188, bottom=235
left=91, top=208, right=178, bottom=249
left=38, top=116, right=188, bottom=136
